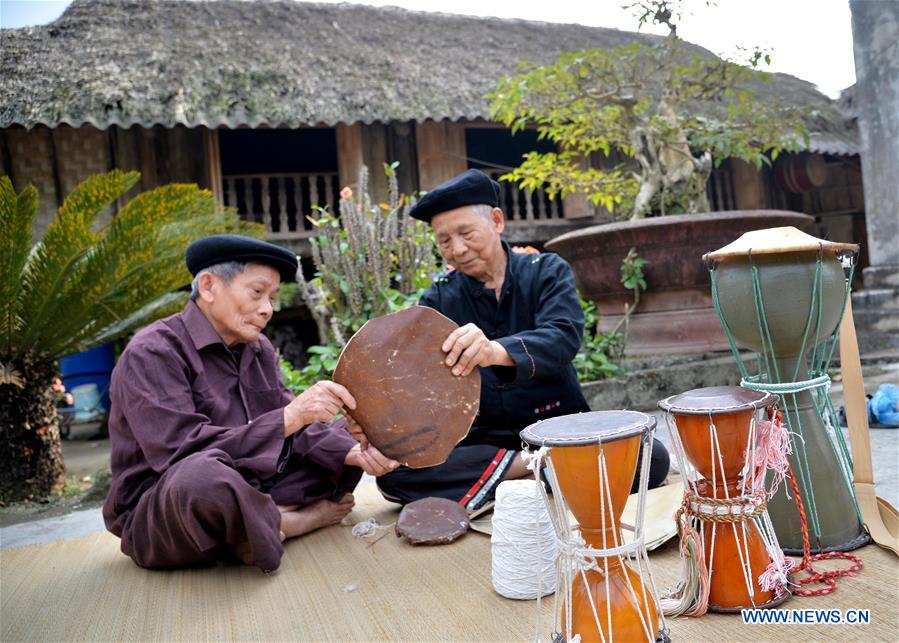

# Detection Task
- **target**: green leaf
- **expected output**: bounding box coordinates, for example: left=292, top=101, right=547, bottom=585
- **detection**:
left=4, top=170, right=256, bottom=360
left=0, top=179, right=37, bottom=352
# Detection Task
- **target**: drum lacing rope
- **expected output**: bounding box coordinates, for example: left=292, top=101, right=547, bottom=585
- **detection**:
left=785, top=463, right=863, bottom=597
left=741, top=374, right=831, bottom=394
left=525, top=436, right=666, bottom=643
left=709, top=258, right=864, bottom=542
left=661, top=410, right=793, bottom=617
left=681, top=489, right=767, bottom=523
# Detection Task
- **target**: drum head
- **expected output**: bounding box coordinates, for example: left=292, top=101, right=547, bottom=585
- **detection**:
left=703, top=226, right=858, bottom=261
left=520, top=410, right=654, bottom=447
left=658, top=386, right=776, bottom=415
left=333, top=306, right=480, bottom=468
left=395, top=497, right=470, bottom=545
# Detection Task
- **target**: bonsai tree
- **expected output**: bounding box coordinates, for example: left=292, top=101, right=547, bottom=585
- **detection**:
left=488, top=0, right=808, bottom=219
left=0, top=171, right=261, bottom=503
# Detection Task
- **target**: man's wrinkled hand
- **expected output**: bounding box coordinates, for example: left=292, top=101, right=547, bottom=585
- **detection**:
left=284, top=381, right=356, bottom=436
left=441, top=323, right=512, bottom=377
left=344, top=413, right=369, bottom=448
left=344, top=443, right=399, bottom=476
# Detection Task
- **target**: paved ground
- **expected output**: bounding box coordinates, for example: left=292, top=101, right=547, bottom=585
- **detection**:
left=2, top=363, right=896, bottom=551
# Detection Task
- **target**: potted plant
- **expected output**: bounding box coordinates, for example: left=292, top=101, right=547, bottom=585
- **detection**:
left=488, top=0, right=814, bottom=354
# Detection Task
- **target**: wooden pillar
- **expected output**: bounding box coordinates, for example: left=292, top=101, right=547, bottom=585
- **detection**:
left=731, top=158, right=764, bottom=210
left=414, top=120, right=466, bottom=190
left=387, top=121, right=418, bottom=196
left=362, top=123, right=389, bottom=204
left=336, top=122, right=364, bottom=194
left=204, top=128, right=223, bottom=204
left=138, top=127, right=158, bottom=191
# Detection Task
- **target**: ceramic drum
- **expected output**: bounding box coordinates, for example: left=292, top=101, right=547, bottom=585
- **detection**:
left=659, top=386, right=792, bottom=613
left=705, top=227, right=869, bottom=553
left=520, top=411, right=667, bottom=643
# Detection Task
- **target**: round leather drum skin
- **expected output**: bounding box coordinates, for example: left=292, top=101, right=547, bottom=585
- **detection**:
left=333, top=306, right=480, bottom=468
left=395, top=497, right=470, bottom=545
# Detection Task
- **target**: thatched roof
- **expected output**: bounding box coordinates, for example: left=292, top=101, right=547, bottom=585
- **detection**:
left=1, top=0, right=856, bottom=154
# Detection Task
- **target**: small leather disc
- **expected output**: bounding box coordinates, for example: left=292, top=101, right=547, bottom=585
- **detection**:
left=395, top=497, right=470, bottom=545
left=333, top=306, right=480, bottom=468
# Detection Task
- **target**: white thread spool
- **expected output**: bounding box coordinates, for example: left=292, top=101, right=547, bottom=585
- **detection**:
left=491, top=479, right=557, bottom=600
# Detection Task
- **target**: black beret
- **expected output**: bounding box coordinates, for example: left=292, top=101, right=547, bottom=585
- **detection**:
left=409, top=169, right=501, bottom=223
left=185, top=234, right=299, bottom=282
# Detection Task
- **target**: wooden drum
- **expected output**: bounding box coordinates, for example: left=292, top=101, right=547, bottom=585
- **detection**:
left=521, top=411, right=667, bottom=643
left=659, top=386, right=791, bottom=613
left=705, top=227, right=868, bottom=553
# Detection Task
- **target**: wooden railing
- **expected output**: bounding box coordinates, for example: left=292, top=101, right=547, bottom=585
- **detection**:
left=484, top=170, right=565, bottom=222
left=222, top=172, right=340, bottom=237
left=222, top=170, right=569, bottom=242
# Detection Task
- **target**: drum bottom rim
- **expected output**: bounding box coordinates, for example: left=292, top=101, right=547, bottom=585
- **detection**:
left=553, top=628, right=671, bottom=643
left=781, top=529, right=872, bottom=556
left=706, top=578, right=793, bottom=614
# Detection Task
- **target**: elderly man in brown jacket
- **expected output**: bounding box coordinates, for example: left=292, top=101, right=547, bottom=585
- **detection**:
left=103, top=235, right=397, bottom=572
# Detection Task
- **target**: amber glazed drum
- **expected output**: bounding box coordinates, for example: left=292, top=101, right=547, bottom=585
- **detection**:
left=659, top=387, right=791, bottom=612
left=521, top=411, right=667, bottom=643
left=705, top=227, right=868, bottom=553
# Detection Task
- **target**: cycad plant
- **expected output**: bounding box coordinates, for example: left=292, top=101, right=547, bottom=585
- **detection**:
left=0, top=171, right=261, bottom=502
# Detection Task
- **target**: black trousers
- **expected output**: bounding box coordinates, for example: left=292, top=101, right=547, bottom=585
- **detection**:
left=377, top=422, right=670, bottom=511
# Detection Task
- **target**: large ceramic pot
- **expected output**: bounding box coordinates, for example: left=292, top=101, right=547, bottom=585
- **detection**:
left=545, top=211, right=814, bottom=355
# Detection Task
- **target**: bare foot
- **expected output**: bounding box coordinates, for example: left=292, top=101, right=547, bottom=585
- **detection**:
left=233, top=498, right=345, bottom=565
left=233, top=541, right=254, bottom=566
left=280, top=494, right=355, bottom=540
left=232, top=507, right=300, bottom=564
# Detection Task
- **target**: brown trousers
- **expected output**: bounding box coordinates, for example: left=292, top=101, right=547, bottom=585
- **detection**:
left=119, top=422, right=362, bottom=572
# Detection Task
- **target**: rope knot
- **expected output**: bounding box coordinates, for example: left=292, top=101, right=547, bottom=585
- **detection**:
left=684, top=489, right=767, bottom=523
left=758, top=549, right=793, bottom=596
left=556, top=532, right=601, bottom=574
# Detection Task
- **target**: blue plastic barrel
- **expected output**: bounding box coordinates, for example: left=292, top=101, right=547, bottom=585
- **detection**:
left=59, top=343, right=115, bottom=410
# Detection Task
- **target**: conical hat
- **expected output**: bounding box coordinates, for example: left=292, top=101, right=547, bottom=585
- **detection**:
left=333, top=306, right=480, bottom=468
left=703, top=226, right=858, bottom=261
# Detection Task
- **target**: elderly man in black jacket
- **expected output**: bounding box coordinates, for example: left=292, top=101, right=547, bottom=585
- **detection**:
left=371, top=170, right=669, bottom=510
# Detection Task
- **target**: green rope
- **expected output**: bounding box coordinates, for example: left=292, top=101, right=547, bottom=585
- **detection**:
left=792, top=258, right=822, bottom=383
left=822, top=262, right=857, bottom=370
left=809, top=259, right=825, bottom=379
left=741, top=376, right=830, bottom=394
left=750, top=264, right=781, bottom=383
left=710, top=255, right=866, bottom=543
left=710, top=268, right=750, bottom=380
left=822, top=392, right=864, bottom=524
left=782, top=391, right=822, bottom=539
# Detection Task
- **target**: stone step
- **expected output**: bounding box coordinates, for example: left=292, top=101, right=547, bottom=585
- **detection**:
left=855, top=330, right=899, bottom=355
left=862, top=265, right=899, bottom=289
left=852, top=308, right=899, bottom=334
left=853, top=287, right=899, bottom=310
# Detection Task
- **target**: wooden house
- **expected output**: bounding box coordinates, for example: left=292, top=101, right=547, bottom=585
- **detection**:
left=1, top=0, right=865, bottom=261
